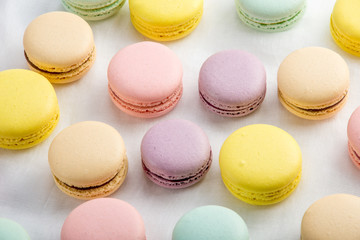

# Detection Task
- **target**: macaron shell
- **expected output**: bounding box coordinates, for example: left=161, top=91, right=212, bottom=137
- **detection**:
left=347, top=106, right=360, bottom=161
left=23, top=11, right=94, bottom=71
left=278, top=47, right=349, bottom=107
left=61, top=198, right=146, bottom=240
left=0, top=218, right=31, bottom=240
left=332, top=0, right=360, bottom=40
left=172, top=205, right=249, bottom=240
left=301, top=194, right=360, bottom=240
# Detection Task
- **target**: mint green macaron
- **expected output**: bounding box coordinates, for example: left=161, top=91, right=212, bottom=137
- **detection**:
left=61, top=0, right=126, bottom=20
left=0, top=218, right=30, bottom=240
left=235, top=0, right=306, bottom=32
left=172, top=205, right=249, bottom=240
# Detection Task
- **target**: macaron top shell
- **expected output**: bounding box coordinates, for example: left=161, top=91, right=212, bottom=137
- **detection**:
left=61, top=198, right=146, bottom=240
left=278, top=47, right=349, bottom=107
left=238, top=0, right=305, bottom=19
left=23, top=11, right=94, bottom=70
left=108, top=41, right=182, bottom=104
left=129, top=0, right=203, bottom=26
left=332, top=0, right=360, bottom=40
left=141, top=119, right=211, bottom=178
left=199, top=50, right=266, bottom=107
left=0, top=69, right=58, bottom=138
left=0, top=218, right=30, bottom=240
left=48, top=121, right=126, bottom=188
left=220, top=124, right=301, bottom=192
left=347, top=106, right=360, bottom=152
left=172, top=205, right=249, bottom=240
left=301, top=194, right=360, bottom=240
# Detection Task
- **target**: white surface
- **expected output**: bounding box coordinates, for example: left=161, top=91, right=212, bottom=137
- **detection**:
left=1, top=0, right=360, bottom=239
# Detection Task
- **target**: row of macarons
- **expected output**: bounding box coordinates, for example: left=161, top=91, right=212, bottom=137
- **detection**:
left=2, top=193, right=360, bottom=239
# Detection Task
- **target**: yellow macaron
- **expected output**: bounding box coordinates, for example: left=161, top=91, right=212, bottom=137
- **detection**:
left=219, top=124, right=302, bottom=205
left=0, top=69, right=59, bottom=149
left=330, top=0, right=360, bottom=56
left=129, top=0, right=203, bottom=41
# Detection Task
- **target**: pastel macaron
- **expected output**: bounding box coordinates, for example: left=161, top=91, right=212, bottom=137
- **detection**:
left=301, top=194, right=360, bottom=240
left=198, top=50, right=266, bottom=117
left=48, top=121, right=128, bottom=199
left=172, top=205, right=249, bottom=240
left=108, top=41, right=183, bottom=118
left=61, top=0, right=125, bottom=20
left=235, top=0, right=306, bottom=32
left=0, top=218, right=30, bottom=240
left=61, top=198, right=146, bottom=240
left=0, top=69, right=59, bottom=150
left=23, top=11, right=96, bottom=83
left=347, top=106, right=360, bottom=169
left=330, top=0, right=360, bottom=56
left=141, top=119, right=212, bottom=188
left=219, top=124, right=302, bottom=205
left=278, top=47, right=349, bottom=120
left=129, top=0, right=203, bottom=41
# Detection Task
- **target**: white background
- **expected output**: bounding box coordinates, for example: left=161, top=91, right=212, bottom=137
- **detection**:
left=1, top=0, right=360, bottom=239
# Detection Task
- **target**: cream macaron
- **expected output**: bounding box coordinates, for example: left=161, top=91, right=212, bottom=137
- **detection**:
left=48, top=121, right=128, bottom=199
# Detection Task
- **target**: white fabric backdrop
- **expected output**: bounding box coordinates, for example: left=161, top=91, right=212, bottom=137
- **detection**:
left=1, top=0, right=360, bottom=239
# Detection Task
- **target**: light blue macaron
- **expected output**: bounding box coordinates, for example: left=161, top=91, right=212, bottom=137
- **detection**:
left=235, top=0, right=306, bottom=32
left=61, top=0, right=126, bottom=21
left=172, top=205, right=249, bottom=240
left=0, top=218, right=31, bottom=240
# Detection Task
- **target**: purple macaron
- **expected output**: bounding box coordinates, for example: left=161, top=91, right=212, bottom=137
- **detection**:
left=141, top=119, right=212, bottom=189
left=198, top=50, right=266, bottom=117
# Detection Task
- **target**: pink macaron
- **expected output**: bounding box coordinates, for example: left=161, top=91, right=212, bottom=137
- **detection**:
left=141, top=119, right=212, bottom=188
left=61, top=198, right=146, bottom=240
left=108, top=41, right=183, bottom=118
left=347, top=106, right=360, bottom=169
left=198, top=50, right=266, bottom=117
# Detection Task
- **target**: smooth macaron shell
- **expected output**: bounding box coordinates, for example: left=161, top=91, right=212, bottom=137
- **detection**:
left=48, top=121, right=128, bottom=199
left=330, top=0, right=360, bottom=56
left=198, top=50, right=266, bottom=117
left=172, top=205, right=249, bottom=240
left=61, top=0, right=126, bottom=20
left=141, top=119, right=212, bottom=188
left=23, top=11, right=96, bottom=83
left=61, top=198, right=146, bottom=240
left=347, top=106, right=360, bottom=169
left=129, top=0, right=203, bottom=41
left=0, top=218, right=31, bottom=240
left=278, top=47, right=349, bottom=120
left=0, top=69, right=59, bottom=150
left=219, top=124, right=302, bottom=205
left=108, top=41, right=183, bottom=118
left=235, top=0, right=306, bottom=32
left=301, top=194, right=360, bottom=240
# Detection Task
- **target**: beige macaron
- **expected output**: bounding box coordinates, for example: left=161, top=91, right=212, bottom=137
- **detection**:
left=301, top=194, right=360, bottom=240
left=278, top=47, right=349, bottom=120
left=23, top=11, right=96, bottom=83
left=48, top=121, right=127, bottom=200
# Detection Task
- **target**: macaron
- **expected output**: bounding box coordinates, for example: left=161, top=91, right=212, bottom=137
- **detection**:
left=0, top=69, right=59, bottom=150
left=235, top=0, right=306, bottom=32
left=219, top=124, right=302, bottom=205
left=0, top=218, right=31, bottom=240
left=108, top=41, right=183, bottom=118
left=172, top=205, right=249, bottom=240
left=129, top=0, right=203, bottom=41
left=278, top=47, right=349, bottom=120
left=23, top=11, right=96, bottom=83
left=347, top=106, right=360, bottom=169
left=301, top=194, right=360, bottom=240
left=141, top=119, right=212, bottom=188
left=48, top=121, right=128, bottom=199
left=198, top=50, right=266, bottom=117
left=61, top=198, right=146, bottom=240
left=61, top=0, right=125, bottom=20
left=330, top=0, right=360, bottom=56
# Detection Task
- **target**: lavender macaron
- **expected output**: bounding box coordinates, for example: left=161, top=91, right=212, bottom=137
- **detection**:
left=141, top=119, right=212, bottom=189
left=199, top=50, right=266, bottom=117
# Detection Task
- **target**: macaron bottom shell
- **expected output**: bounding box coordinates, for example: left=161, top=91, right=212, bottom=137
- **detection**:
left=348, top=142, right=360, bottom=169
